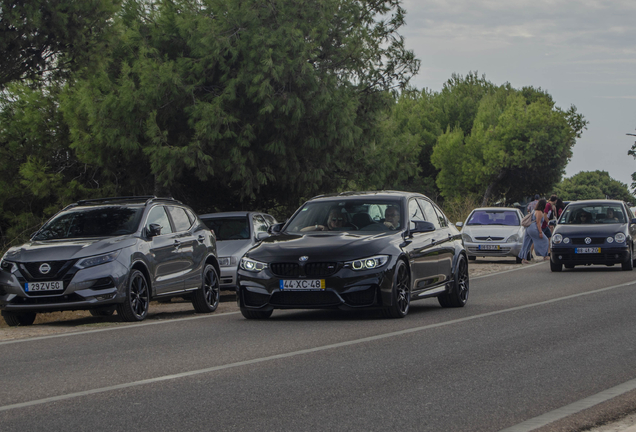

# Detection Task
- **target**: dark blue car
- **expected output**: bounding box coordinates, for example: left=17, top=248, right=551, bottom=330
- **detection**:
left=550, top=200, right=636, bottom=271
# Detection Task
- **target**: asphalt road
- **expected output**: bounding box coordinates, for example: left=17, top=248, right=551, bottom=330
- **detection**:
left=2, top=263, right=636, bottom=431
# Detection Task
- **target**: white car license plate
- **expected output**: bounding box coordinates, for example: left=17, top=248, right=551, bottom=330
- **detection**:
left=25, top=281, right=64, bottom=292
left=478, top=244, right=500, bottom=250
left=575, top=247, right=601, bottom=254
left=279, top=279, right=325, bottom=290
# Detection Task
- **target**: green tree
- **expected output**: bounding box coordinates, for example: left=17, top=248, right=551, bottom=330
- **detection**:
left=553, top=171, right=635, bottom=202
left=431, top=84, right=587, bottom=205
left=62, top=0, right=420, bottom=212
left=0, top=0, right=119, bottom=87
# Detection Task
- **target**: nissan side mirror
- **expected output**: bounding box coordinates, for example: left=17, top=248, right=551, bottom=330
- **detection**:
left=268, top=223, right=284, bottom=234
left=147, top=223, right=162, bottom=237
left=411, top=220, right=436, bottom=233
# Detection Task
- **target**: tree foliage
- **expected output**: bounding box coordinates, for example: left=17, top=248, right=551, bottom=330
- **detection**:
left=0, top=0, right=120, bottom=88
left=553, top=171, right=635, bottom=203
left=62, top=0, right=420, bottom=212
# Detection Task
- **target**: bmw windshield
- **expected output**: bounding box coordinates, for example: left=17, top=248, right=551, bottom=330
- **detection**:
left=285, top=199, right=403, bottom=233
left=33, top=206, right=144, bottom=240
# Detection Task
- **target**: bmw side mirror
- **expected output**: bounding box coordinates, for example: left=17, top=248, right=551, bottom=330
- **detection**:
left=411, top=220, right=436, bottom=233
left=268, top=223, right=284, bottom=234
left=256, top=231, right=269, bottom=240
left=147, top=223, right=162, bottom=237
left=455, top=221, right=464, bottom=228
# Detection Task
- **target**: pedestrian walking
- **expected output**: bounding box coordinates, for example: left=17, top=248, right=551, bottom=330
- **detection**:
left=519, top=199, right=550, bottom=264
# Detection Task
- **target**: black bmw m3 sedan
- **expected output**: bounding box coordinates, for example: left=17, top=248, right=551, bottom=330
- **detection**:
left=236, top=191, right=469, bottom=319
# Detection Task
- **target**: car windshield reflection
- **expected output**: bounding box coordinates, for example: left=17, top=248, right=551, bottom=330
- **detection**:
left=285, top=200, right=402, bottom=233
left=33, top=207, right=144, bottom=240
left=203, top=217, right=250, bottom=240
left=466, top=210, right=520, bottom=226
left=560, top=204, right=626, bottom=224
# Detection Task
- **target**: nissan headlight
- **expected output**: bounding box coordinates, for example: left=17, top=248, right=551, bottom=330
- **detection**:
left=344, top=255, right=389, bottom=271
left=0, top=257, right=18, bottom=273
left=240, top=257, right=268, bottom=272
left=77, top=250, right=121, bottom=269
left=615, top=233, right=626, bottom=243
left=552, top=234, right=562, bottom=244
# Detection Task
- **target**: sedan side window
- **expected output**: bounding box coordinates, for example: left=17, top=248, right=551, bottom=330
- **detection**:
left=408, top=199, right=425, bottom=230
left=146, top=206, right=173, bottom=235
left=418, top=199, right=441, bottom=229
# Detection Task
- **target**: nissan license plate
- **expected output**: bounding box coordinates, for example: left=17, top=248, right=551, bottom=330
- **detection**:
left=25, top=281, right=63, bottom=292
left=279, top=279, right=325, bottom=291
left=575, top=247, right=601, bottom=254
left=478, top=245, right=500, bottom=250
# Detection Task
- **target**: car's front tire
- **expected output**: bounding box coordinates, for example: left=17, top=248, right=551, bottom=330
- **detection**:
left=383, top=260, right=410, bottom=318
left=438, top=255, right=469, bottom=308
left=622, top=247, right=634, bottom=271
left=117, top=269, right=150, bottom=322
left=192, top=264, right=220, bottom=313
left=2, top=311, right=36, bottom=327
left=550, top=259, right=563, bottom=272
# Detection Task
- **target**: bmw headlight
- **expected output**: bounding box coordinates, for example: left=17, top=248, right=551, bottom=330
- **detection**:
left=240, top=257, right=268, bottom=272
left=461, top=233, right=473, bottom=243
left=615, top=233, right=626, bottom=243
left=552, top=234, right=562, bottom=244
left=344, top=255, right=389, bottom=271
left=77, top=250, right=121, bottom=269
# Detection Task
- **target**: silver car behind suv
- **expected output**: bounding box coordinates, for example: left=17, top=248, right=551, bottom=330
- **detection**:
left=0, top=196, right=220, bottom=326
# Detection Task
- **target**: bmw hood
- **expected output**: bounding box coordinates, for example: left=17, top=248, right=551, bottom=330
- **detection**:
left=2, top=237, right=137, bottom=263
left=245, top=232, right=395, bottom=262
left=216, top=239, right=253, bottom=258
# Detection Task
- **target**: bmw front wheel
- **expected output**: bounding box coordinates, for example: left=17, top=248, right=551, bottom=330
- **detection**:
left=383, top=260, right=410, bottom=318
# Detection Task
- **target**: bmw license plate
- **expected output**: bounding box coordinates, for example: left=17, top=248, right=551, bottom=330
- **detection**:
left=478, top=245, right=500, bottom=250
left=575, top=248, right=601, bottom=254
left=25, top=281, right=63, bottom=292
left=279, top=279, right=325, bottom=291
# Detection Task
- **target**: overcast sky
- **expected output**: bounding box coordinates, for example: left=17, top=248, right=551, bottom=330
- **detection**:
left=399, top=0, right=636, bottom=190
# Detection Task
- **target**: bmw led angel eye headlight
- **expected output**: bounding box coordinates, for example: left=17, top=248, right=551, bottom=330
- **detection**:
left=240, top=257, right=268, bottom=272
left=77, top=250, right=121, bottom=269
left=345, top=255, right=389, bottom=271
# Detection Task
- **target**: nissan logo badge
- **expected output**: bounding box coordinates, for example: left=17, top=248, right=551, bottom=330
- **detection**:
left=299, top=256, right=309, bottom=262
left=39, top=263, right=51, bottom=274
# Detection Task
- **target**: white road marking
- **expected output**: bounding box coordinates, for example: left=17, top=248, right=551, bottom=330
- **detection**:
left=0, top=311, right=240, bottom=346
left=1, top=279, right=635, bottom=413
left=499, top=377, right=636, bottom=431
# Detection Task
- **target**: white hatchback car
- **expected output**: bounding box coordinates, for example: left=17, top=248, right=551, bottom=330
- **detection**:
left=457, top=207, right=526, bottom=263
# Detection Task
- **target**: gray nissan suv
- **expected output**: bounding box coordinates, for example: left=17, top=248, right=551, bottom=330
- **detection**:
left=0, top=196, right=220, bottom=326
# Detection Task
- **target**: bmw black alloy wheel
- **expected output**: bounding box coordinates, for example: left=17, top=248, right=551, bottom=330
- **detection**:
left=439, top=255, right=469, bottom=308
left=192, top=264, right=220, bottom=313
left=456, top=257, right=469, bottom=303
left=117, top=269, right=150, bottom=322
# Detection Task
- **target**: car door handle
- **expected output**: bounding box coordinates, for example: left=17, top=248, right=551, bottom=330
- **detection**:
left=197, top=235, right=205, bottom=243
left=173, top=240, right=181, bottom=248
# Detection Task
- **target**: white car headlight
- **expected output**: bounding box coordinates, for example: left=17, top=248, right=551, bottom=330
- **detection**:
left=461, top=233, right=473, bottom=243
left=77, top=250, right=121, bottom=269
left=506, top=234, right=520, bottom=243
left=219, top=257, right=236, bottom=267
left=240, top=257, right=268, bottom=272
left=552, top=234, right=562, bottom=244
left=344, top=255, right=389, bottom=271
left=615, top=233, right=626, bottom=243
